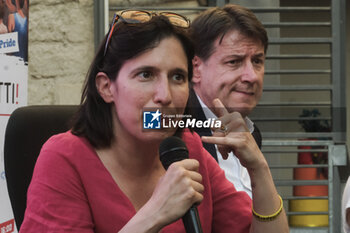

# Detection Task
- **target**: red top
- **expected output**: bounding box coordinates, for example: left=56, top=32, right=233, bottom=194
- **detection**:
left=20, top=130, right=252, bottom=233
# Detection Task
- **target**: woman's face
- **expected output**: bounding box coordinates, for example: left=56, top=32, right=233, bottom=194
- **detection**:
left=110, top=36, right=189, bottom=142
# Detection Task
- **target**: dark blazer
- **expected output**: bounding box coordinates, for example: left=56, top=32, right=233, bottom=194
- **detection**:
left=187, top=88, right=262, bottom=161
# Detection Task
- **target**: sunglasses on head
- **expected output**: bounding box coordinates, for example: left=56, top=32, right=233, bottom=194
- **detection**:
left=103, top=10, right=190, bottom=56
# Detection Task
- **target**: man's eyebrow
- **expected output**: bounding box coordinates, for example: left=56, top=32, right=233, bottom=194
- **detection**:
left=254, top=53, right=265, bottom=58
left=224, top=53, right=245, bottom=58
left=171, top=68, right=188, bottom=76
left=221, top=51, right=265, bottom=61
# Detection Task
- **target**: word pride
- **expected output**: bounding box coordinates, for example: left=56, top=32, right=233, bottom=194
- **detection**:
left=0, top=32, right=19, bottom=54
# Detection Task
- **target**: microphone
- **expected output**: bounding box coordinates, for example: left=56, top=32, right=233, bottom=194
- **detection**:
left=159, top=136, right=203, bottom=233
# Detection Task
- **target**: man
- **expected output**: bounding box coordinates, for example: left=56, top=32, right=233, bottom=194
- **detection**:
left=188, top=4, right=267, bottom=198
left=342, top=177, right=350, bottom=233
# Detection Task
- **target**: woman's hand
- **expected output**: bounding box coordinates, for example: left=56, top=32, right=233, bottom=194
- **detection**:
left=150, top=159, right=204, bottom=225
left=201, top=98, right=266, bottom=170
left=119, top=159, right=204, bottom=233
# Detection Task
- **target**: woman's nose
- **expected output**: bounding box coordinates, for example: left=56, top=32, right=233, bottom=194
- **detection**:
left=153, top=78, right=172, bottom=106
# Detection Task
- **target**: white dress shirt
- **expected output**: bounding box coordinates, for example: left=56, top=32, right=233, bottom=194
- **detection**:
left=197, top=94, right=253, bottom=198
left=342, top=177, right=350, bottom=233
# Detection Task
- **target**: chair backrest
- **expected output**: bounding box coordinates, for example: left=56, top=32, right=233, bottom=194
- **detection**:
left=4, top=105, right=78, bottom=230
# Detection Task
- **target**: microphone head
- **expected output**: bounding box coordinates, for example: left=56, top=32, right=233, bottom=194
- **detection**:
left=159, top=136, right=189, bottom=170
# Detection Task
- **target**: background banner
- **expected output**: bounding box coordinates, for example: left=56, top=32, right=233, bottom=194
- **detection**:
left=0, top=0, right=28, bottom=232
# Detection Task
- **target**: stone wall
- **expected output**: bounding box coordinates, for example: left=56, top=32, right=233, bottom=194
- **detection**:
left=28, top=0, right=94, bottom=105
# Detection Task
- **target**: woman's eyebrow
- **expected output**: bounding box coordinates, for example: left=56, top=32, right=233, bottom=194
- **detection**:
left=130, top=66, right=159, bottom=74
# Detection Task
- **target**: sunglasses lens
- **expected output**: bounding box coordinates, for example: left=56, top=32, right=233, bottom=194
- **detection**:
left=160, top=12, right=190, bottom=28
left=121, top=10, right=152, bottom=23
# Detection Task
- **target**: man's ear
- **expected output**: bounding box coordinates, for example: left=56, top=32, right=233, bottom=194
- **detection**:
left=192, top=56, right=203, bottom=84
left=96, top=72, right=114, bottom=103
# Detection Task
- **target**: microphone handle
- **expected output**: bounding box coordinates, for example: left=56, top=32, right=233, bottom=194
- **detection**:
left=182, top=206, right=203, bottom=233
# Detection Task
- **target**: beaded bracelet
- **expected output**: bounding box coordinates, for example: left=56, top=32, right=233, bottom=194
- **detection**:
left=252, top=195, right=283, bottom=222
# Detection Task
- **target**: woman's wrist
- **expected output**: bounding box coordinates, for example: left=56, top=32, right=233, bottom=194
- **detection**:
left=247, top=157, right=270, bottom=178
left=119, top=202, right=166, bottom=233
left=118, top=212, right=163, bottom=233
left=252, top=194, right=283, bottom=221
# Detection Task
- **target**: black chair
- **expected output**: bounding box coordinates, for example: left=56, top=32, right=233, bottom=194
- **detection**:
left=4, top=105, right=78, bottom=230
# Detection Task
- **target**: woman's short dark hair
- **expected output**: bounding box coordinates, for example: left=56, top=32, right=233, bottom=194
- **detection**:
left=71, top=15, right=194, bottom=148
left=190, top=4, right=268, bottom=61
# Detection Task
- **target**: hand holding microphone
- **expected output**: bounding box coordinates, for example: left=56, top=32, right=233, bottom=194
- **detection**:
left=118, top=137, right=204, bottom=233
left=158, top=136, right=204, bottom=233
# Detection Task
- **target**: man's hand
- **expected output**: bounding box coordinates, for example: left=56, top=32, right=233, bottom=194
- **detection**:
left=201, top=98, right=265, bottom=170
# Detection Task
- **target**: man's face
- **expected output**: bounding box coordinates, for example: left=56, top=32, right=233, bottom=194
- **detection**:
left=192, top=30, right=265, bottom=117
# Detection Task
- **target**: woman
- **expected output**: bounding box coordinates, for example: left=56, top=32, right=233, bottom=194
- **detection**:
left=20, top=11, right=288, bottom=233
